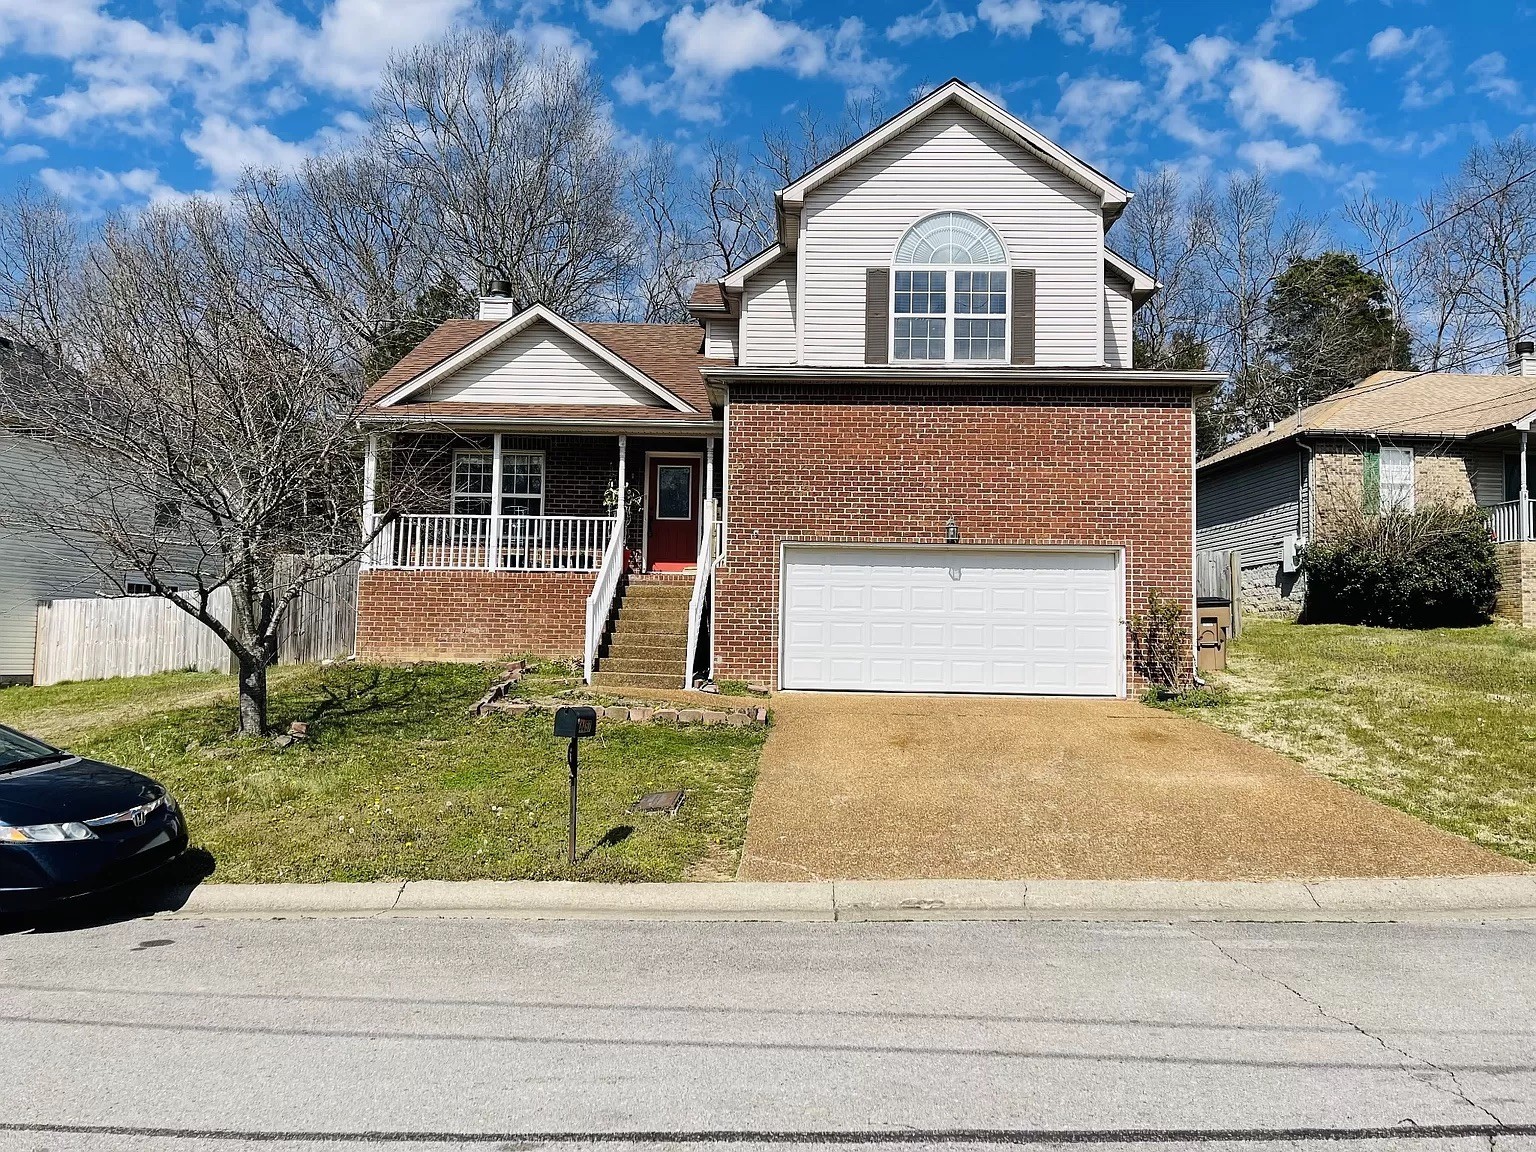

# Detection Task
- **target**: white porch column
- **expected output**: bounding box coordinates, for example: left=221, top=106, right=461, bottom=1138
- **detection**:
left=1521, top=428, right=1531, bottom=541
left=617, top=434, right=628, bottom=547
left=361, top=432, right=379, bottom=570
left=488, top=433, right=504, bottom=570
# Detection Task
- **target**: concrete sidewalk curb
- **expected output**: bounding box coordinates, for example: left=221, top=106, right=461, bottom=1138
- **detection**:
left=153, top=873, right=1536, bottom=923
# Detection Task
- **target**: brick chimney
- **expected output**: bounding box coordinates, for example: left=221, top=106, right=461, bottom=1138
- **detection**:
left=478, top=279, right=516, bottom=321
left=1510, top=339, right=1536, bottom=377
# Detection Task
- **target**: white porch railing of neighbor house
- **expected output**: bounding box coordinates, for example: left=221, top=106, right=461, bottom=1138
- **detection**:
left=584, top=506, right=627, bottom=684
left=1489, top=499, right=1535, bottom=544
left=683, top=500, right=722, bottom=689
left=373, top=514, right=616, bottom=572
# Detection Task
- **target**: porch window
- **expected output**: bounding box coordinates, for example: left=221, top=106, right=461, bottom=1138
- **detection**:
left=451, top=450, right=544, bottom=517
left=892, top=212, right=1009, bottom=363
left=1379, top=446, right=1414, bottom=512
left=1506, top=453, right=1535, bottom=500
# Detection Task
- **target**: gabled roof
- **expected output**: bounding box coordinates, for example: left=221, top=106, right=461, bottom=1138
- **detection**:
left=1200, top=370, right=1536, bottom=469
left=372, top=304, right=695, bottom=413
left=359, top=312, right=720, bottom=423
left=776, top=79, right=1132, bottom=246
left=1104, top=249, right=1158, bottom=301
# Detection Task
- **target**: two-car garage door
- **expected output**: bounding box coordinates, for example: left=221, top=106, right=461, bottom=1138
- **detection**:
left=780, top=546, right=1123, bottom=697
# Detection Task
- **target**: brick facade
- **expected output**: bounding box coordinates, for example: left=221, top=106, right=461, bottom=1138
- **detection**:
left=1495, top=541, right=1536, bottom=626
left=356, top=570, right=591, bottom=661
left=1310, top=438, right=1502, bottom=538
left=713, top=382, right=1197, bottom=691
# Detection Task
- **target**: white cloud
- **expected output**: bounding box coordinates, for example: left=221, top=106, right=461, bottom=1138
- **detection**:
left=246, top=0, right=477, bottom=96
left=1229, top=57, right=1356, bottom=142
left=1145, top=35, right=1234, bottom=102
left=182, top=115, right=313, bottom=188
left=1468, top=52, right=1524, bottom=109
left=2, top=142, right=45, bottom=163
left=977, top=0, right=1045, bottom=36
left=1048, top=2, right=1130, bottom=52
left=888, top=1, right=974, bottom=44
left=30, top=79, right=166, bottom=137
left=37, top=164, right=177, bottom=210
left=617, top=3, right=894, bottom=122
left=585, top=0, right=666, bottom=32
left=1367, top=26, right=1451, bottom=109
left=1051, top=74, right=1141, bottom=159
left=1255, top=0, right=1317, bottom=52
left=1237, top=137, right=1326, bottom=174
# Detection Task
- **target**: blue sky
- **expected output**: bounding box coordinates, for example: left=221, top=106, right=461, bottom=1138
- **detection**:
left=0, top=0, right=1532, bottom=226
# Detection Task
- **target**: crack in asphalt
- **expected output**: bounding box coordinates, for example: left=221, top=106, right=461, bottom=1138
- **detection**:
left=1187, top=925, right=1508, bottom=1130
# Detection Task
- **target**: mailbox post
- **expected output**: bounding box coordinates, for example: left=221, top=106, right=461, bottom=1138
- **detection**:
left=553, top=706, right=598, bottom=866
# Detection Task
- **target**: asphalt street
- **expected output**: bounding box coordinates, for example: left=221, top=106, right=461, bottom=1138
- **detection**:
left=2, top=914, right=1534, bottom=1151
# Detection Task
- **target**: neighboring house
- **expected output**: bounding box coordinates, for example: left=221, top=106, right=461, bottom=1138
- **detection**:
left=0, top=342, right=127, bottom=684
left=1196, top=343, right=1536, bottom=625
left=354, top=79, right=1219, bottom=698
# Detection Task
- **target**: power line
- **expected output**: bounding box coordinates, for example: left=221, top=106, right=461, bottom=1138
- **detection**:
left=1168, top=163, right=1536, bottom=367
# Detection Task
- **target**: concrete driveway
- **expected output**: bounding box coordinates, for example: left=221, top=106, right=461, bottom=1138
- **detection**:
left=738, top=693, right=1515, bottom=881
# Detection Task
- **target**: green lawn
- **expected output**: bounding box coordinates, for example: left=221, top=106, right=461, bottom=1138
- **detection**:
left=1183, top=619, right=1536, bottom=864
left=0, top=662, right=765, bottom=884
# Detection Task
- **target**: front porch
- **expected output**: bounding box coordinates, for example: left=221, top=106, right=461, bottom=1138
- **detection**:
left=357, top=429, right=724, bottom=683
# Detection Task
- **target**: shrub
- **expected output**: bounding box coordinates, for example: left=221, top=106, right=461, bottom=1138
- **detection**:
left=1130, top=588, right=1189, bottom=690
left=1299, top=502, right=1498, bottom=628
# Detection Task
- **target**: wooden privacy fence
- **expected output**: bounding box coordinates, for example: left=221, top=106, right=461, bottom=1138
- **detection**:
left=33, top=561, right=359, bottom=685
left=1194, top=547, right=1243, bottom=638
left=33, top=588, right=235, bottom=685
left=274, top=560, right=359, bottom=666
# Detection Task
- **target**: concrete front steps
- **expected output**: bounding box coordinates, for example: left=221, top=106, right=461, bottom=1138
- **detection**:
left=590, top=573, right=694, bottom=691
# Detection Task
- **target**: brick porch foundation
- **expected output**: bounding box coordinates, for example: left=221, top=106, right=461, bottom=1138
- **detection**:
left=356, top=570, right=591, bottom=662
left=1495, top=541, right=1536, bottom=627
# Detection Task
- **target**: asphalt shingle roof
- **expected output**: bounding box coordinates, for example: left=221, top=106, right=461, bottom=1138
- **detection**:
left=1201, top=370, right=1536, bottom=468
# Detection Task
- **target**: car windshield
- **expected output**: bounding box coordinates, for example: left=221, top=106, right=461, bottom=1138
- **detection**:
left=0, top=726, right=63, bottom=771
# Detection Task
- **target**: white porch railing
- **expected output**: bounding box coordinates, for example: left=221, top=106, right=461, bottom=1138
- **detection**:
left=1489, top=499, right=1535, bottom=544
left=683, top=500, right=721, bottom=689
left=584, top=506, right=627, bottom=684
left=372, top=514, right=615, bottom=572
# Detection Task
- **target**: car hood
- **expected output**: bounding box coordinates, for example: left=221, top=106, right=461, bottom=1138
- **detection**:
left=0, top=756, right=163, bottom=824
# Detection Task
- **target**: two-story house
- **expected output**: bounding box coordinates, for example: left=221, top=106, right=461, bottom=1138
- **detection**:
left=354, top=80, right=1220, bottom=697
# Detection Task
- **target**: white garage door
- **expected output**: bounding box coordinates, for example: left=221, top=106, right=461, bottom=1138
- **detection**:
left=780, top=546, right=1122, bottom=696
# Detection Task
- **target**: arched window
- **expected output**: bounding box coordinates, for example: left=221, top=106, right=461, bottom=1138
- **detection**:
left=892, top=212, right=1009, bottom=362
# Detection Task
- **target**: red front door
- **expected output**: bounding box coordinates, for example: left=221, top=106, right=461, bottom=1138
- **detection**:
left=646, top=456, right=701, bottom=571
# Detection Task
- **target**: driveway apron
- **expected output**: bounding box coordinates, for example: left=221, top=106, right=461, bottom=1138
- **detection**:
left=738, top=693, right=1515, bottom=881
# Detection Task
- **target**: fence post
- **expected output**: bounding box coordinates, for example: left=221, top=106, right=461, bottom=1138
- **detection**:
left=1227, top=548, right=1242, bottom=639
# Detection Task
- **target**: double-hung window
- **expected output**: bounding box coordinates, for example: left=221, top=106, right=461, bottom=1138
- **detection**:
left=891, top=212, right=1009, bottom=363
left=1378, top=446, right=1414, bottom=512
left=452, top=450, right=544, bottom=517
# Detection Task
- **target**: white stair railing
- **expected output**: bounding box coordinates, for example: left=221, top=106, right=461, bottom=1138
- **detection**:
left=683, top=500, right=720, bottom=690
left=1488, top=499, right=1535, bottom=543
left=584, top=506, right=626, bottom=685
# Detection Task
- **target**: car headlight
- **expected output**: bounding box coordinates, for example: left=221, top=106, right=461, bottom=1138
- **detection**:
left=0, top=821, right=98, bottom=843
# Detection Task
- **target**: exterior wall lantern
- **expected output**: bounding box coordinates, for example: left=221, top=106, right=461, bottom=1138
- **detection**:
left=945, top=518, right=960, bottom=544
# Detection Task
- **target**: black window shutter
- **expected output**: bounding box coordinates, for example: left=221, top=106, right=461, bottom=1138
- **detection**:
left=865, top=268, right=890, bottom=365
left=1011, top=268, right=1036, bottom=366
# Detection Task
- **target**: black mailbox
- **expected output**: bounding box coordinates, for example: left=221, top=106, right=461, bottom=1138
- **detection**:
left=554, top=706, right=597, bottom=739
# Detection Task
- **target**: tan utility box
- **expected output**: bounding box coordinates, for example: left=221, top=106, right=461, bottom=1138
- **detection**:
left=1196, top=601, right=1232, bottom=673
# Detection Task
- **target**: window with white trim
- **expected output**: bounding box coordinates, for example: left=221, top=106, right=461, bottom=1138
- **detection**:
left=1379, top=446, right=1414, bottom=512
left=451, top=450, right=544, bottom=517
left=892, top=212, right=1009, bottom=363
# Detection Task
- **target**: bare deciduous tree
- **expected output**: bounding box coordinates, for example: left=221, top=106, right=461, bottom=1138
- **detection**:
left=372, top=27, right=638, bottom=316
left=0, top=184, right=80, bottom=366
left=0, top=196, right=405, bottom=736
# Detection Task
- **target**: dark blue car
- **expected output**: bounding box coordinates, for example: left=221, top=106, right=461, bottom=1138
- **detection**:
left=0, top=723, right=188, bottom=913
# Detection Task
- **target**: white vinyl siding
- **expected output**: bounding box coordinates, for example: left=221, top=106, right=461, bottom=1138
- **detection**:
left=798, top=105, right=1104, bottom=367
left=419, top=320, right=662, bottom=406
left=1196, top=449, right=1303, bottom=566
left=739, top=255, right=798, bottom=365
left=1105, top=275, right=1133, bottom=368
left=704, top=318, right=739, bottom=361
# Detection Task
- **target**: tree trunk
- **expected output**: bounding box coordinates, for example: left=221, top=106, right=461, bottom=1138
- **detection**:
left=236, top=654, right=270, bottom=737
